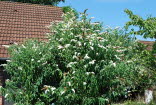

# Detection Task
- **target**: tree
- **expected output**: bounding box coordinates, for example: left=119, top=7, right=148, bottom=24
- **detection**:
left=124, top=9, right=156, bottom=39
left=124, top=9, right=156, bottom=82
left=1, top=0, right=65, bottom=5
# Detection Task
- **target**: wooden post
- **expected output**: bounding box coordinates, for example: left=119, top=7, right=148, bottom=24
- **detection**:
left=0, top=96, right=4, bottom=105
left=153, top=86, right=156, bottom=103
left=145, top=88, right=153, bottom=104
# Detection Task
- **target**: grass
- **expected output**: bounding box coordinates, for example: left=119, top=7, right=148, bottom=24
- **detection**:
left=112, top=100, right=156, bottom=105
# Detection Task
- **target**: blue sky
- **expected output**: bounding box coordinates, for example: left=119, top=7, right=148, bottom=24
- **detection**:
left=59, top=0, right=156, bottom=41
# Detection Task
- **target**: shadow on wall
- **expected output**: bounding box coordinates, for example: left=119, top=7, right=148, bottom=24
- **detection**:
left=5, top=100, right=14, bottom=105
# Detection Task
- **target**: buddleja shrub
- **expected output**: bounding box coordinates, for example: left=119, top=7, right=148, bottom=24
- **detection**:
left=1, top=10, right=155, bottom=105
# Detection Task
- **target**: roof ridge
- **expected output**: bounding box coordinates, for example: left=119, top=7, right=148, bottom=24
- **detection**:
left=0, top=1, right=62, bottom=9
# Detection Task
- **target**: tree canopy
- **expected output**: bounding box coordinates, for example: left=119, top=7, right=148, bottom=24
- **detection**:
left=124, top=9, right=156, bottom=39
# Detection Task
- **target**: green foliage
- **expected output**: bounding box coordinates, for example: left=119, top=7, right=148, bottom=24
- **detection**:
left=1, top=0, right=65, bottom=5
left=152, top=41, right=156, bottom=54
left=2, top=40, right=63, bottom=104
left=1, top=10, right=156, bottom=105
left=124, top=9, right=156, bottom=39
left=124, top=9, right=156, bottom=84
left=62, top=6, right=79, bottom=18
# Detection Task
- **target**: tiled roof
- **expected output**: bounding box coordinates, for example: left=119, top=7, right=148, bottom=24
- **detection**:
left=139, top=41, right=154, bottom=50
left=0, top=1, right=63, bottom=58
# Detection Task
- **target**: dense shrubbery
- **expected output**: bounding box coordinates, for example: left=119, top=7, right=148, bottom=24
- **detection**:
left=124, top=9, right=156, bottom=85
left=1, top=10, right=156, bottom=105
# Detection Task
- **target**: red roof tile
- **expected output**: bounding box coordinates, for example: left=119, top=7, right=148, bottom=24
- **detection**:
left=139, top=41, right=155, bottom=50
left=0, top=1, right=63, bottom=58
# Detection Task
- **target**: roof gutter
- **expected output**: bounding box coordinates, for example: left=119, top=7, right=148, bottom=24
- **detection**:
left=0, top=58, right=10, bottom=61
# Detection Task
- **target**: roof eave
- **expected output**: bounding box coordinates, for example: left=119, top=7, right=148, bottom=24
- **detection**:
left=0, top=58, right=10, bottom=61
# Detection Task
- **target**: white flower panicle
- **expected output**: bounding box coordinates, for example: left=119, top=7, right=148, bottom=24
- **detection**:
left=61, top=90, right=65, bottom=95
left=64, top=44, right=70, bottom=48
left=18, top=67, right=22, bottom=70
left=42, top=61, right=47, bottom=65
left=89, top=42, right=94, bottom=46
left=22, top=44, right=26, bottom=48
left=6, top=60, right=11, bottom=62
left=44, top=85, right=56, bottom=94
left=91, top=22, right=100, bottom=25
left=67, top=62, right=77, bottom=68
left=114, top=55, right=121, bottom=60
left=94, top=30, right=100, bottom=32
left=73, top=55, right=79, bottom=60
left=77, top=41, right=82, bottom=46
left=86, top=72, right=95, bottom=75
left=90, top=46, right=94, bottom=50
left=110, top=60, right=116, bottom=67
left=127, top=60, right=132, bottom=63
left=2, top=45, right=10, bottom=48
left=67, top=82, right=71, bottom=86
left=0, top=64, right=7, bottom=66
left=89, top=60, right=96, bottom=65
left=59, top=38, right=64, bottom=42
left=5, top=94, right=9, bottom=98
left=58, top=45, right=64, bottom=49
left=72, top=71, right=75, bottom=74
left=83, top=82, right=87, bottom=85
left=84, top=54, right=90, bottom=59
left=50, top=87, right=56, bottom=91
left=112, top=62, right=116, bottom=67
left=71, top=89, right=75, bottom=93
left=71, top=39, right=77, bottom=42
left=98, top=44, right=107, bottom=49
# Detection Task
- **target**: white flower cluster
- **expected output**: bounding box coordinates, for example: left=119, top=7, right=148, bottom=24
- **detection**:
left=84, top=54, right=90, bottom=59
left=58, top=44, right=71, bottom=50
left=67, top=62, right=77, bottom=68
left=5, top=93, right=9, bottom=98
left=2, top=45, right=10, bottom=48
left=44, top=85, right=56, bottom=94
left=86, top=72, right=95, bottom=75
left=0, top=64, right=7, bottom=67
left=98, top=44, right=107, bottom=49
left=89, top=60, right=96, bottom=65
left=73, top=52, right=81, bottom=60
left=114, top=55, right=121, bottom=60
left=109, top=60, right=116, bottom=67
left=67, top=82, right=71, bottom=86
left=18, top=66, right=22, bottom=70
left=83, top=82, right=87, bottom=85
